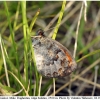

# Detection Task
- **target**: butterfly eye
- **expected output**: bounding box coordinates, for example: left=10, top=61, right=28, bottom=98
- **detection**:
left=37, top=29, right=45, bottom=36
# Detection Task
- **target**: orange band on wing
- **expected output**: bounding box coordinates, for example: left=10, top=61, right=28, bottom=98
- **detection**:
left=63, top=49, right=72, bottom=62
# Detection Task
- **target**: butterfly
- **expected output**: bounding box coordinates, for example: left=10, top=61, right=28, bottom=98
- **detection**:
left=31, top=29, right=77, bottom=78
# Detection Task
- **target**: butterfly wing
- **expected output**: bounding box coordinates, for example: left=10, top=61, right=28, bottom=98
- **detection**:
left=32, top=36, right=77, bottom=78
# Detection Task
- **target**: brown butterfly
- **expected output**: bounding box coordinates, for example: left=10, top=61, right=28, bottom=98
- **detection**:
left=31, top=29, right=77, bottom=78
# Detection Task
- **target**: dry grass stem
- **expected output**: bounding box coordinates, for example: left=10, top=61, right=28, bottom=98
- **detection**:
left=92, top=66, right=99, bottom=96
left=45, top=86, right=52, bottom=96
left=38, top=76, right=42, bottom=96
left=73, top=2, right=84, bottom=58
left=0, top=36, right=10, bottom=87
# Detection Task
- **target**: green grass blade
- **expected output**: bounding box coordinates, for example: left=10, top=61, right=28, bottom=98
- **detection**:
left=4, top=1, right=20, bottom=80
left=52, top=1, right=66, bottom=39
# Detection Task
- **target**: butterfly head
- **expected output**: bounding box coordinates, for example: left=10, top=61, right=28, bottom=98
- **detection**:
left=37, top=29, right=45, bottom=37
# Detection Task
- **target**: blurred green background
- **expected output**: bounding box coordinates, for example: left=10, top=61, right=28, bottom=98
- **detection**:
left=0, top=1, right=100, bottom=96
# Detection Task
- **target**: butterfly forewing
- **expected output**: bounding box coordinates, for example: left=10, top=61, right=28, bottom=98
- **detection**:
left=31, top=32, right=77, bottom=78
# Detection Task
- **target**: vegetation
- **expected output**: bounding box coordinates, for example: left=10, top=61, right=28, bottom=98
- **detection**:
left=0, top=1, right=100, bottom=96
